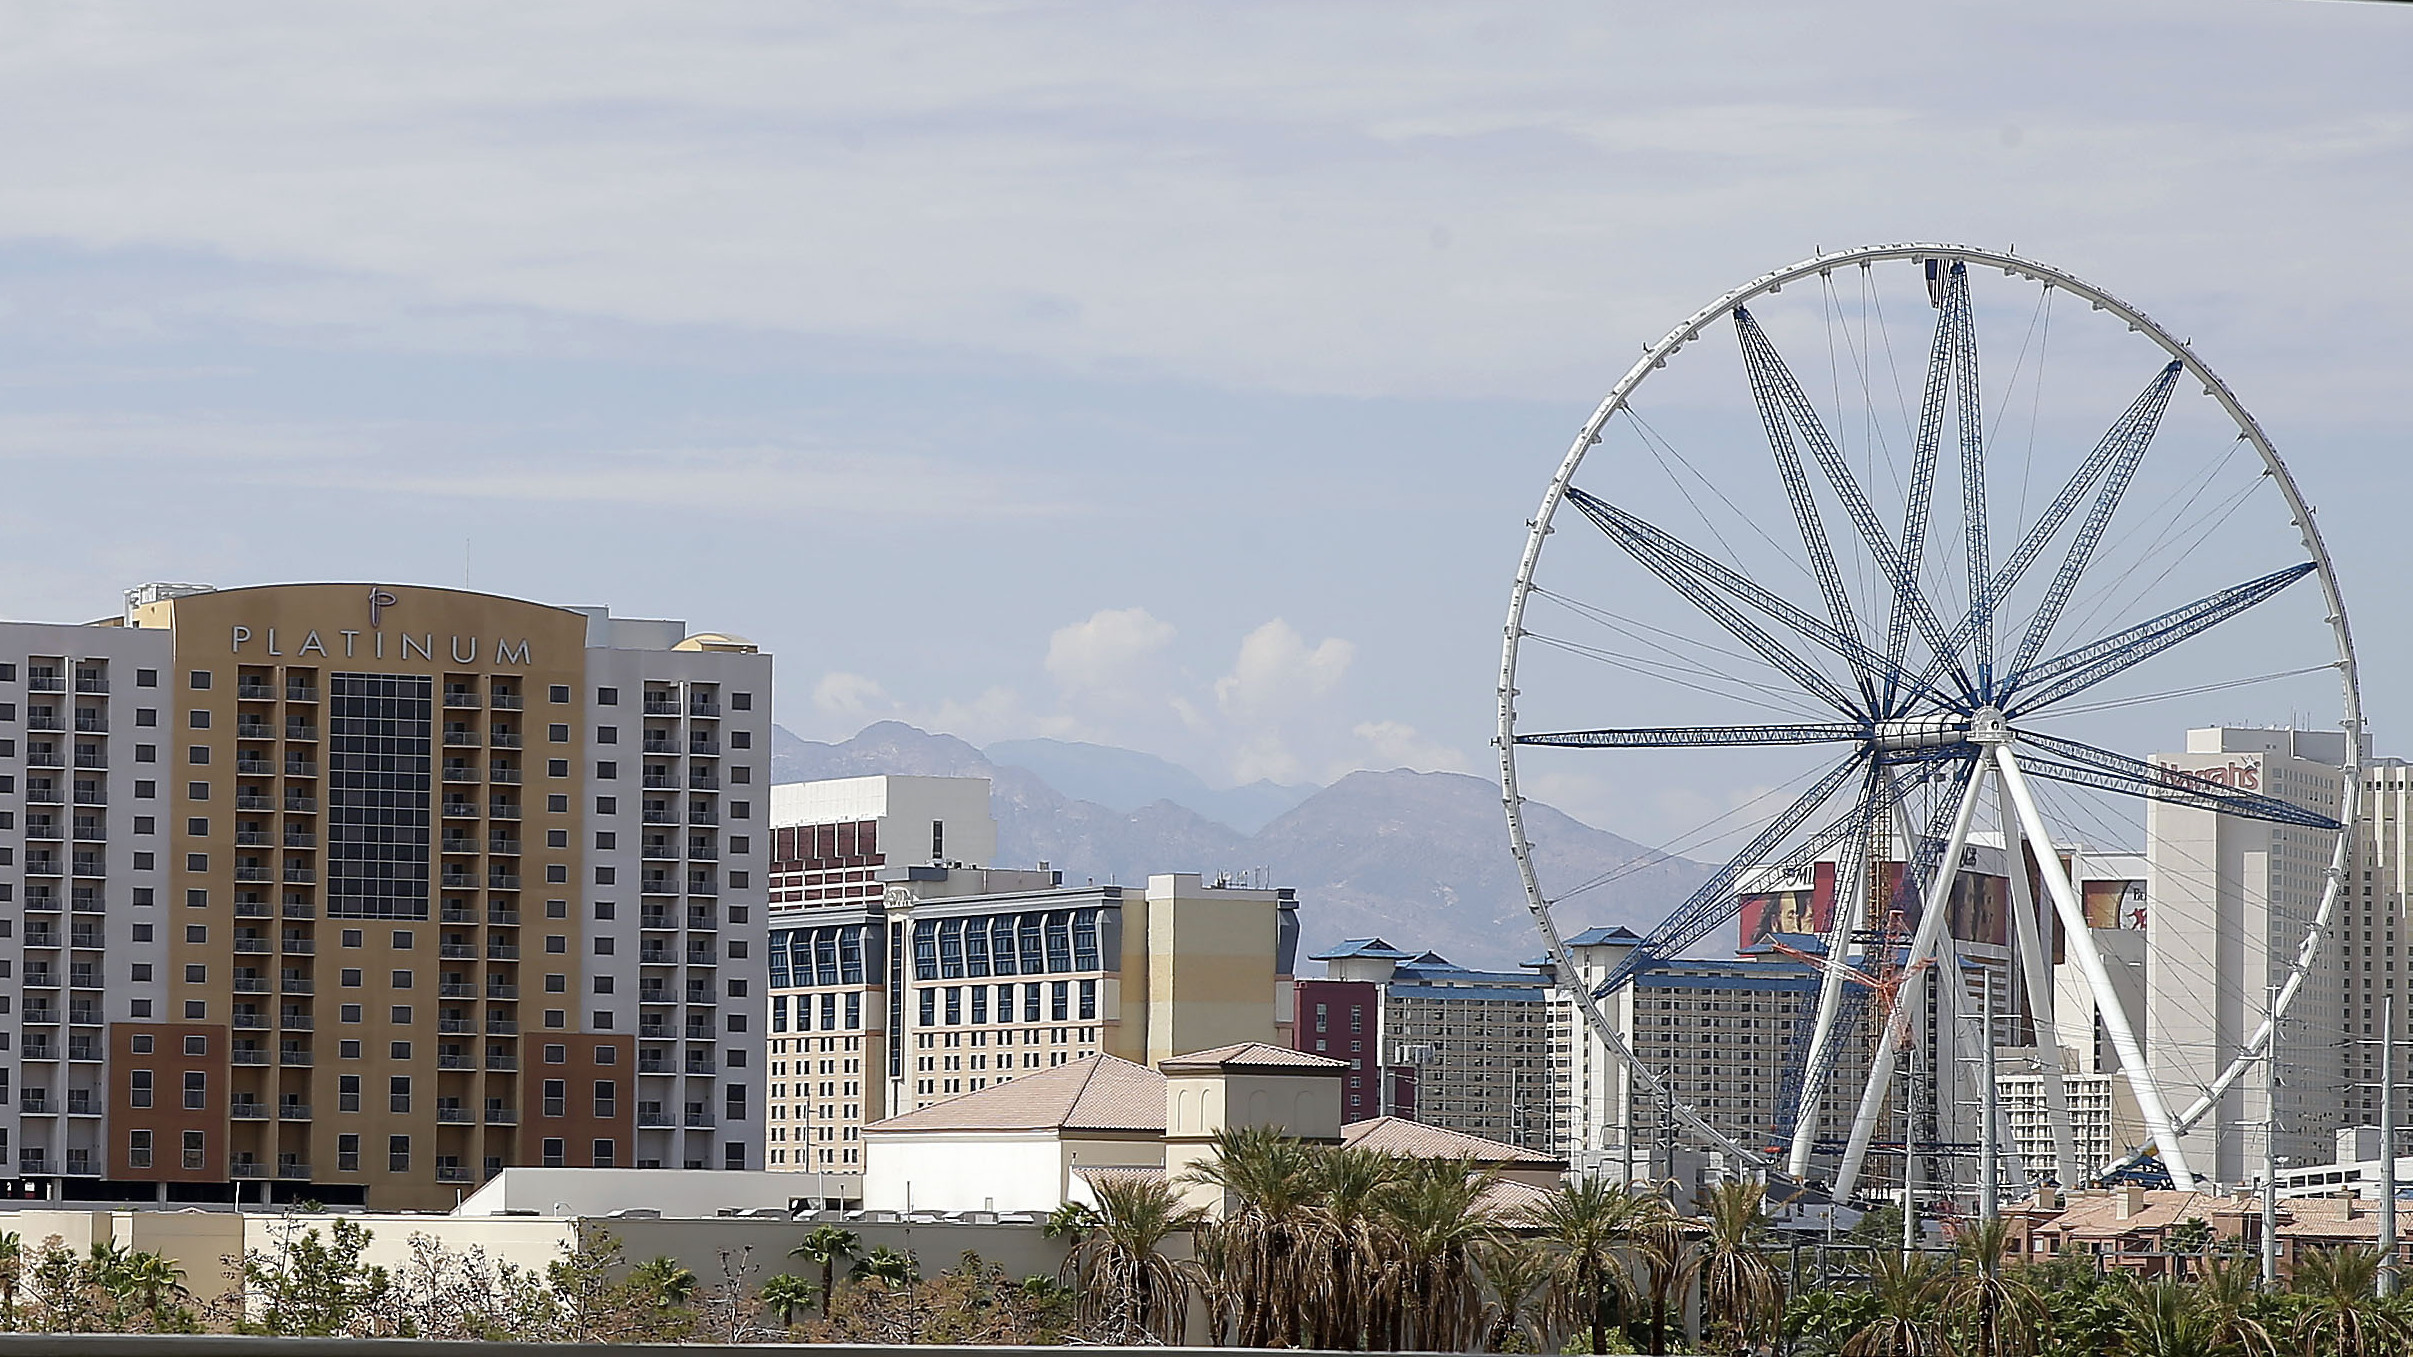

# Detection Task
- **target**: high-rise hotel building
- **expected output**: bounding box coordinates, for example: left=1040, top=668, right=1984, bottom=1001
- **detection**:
left=0, top=581, right=769, bottom=1210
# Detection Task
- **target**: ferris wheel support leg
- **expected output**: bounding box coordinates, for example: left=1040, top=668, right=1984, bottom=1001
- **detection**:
left=1832, top=765, right=1986, bottom=1201
left=1995, top=744, right=2198, bottom=1191
left=1999, top=778, right=2080, bottom=1190
left=1786, top=773, right=1882, bottom=1178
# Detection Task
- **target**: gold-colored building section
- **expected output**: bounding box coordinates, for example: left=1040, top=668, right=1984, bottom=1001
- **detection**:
left=136, top=585, right=593, bottom=1210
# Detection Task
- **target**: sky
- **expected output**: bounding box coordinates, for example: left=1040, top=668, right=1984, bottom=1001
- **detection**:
left=0, top=1, right=2407, bottom=845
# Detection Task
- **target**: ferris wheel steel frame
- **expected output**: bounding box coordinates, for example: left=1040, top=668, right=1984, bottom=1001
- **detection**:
left=1497, top=243, right=2362, bottom=1198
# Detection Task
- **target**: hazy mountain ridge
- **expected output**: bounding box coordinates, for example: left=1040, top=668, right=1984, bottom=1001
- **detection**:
left=770, top=722, right=1710, bottom=971
left=984, top=736, right=1316, bottom=834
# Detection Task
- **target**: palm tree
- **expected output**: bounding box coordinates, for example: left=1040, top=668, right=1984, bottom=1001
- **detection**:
left=1839, top=1250, right=1951, bottom=1357
left=2290, top=1246, right=2405, bottom=1357
left=1526, top=1174, right=1653, bottom=1356
left=1935, top=1218, right=2044, bottom=1357
left=1631, top=1208, right=1701, bottom=1357
left=2191, top=1255, right=2275, bottom=1357
left=788, top=1224, right=858, bottom=1321
left=1307, top=1145, right=1401, bottom=1350
left=2113, top=1280, right=2226, bottom=1357
left=850, top=1245, right=917, bottom=1288
left=1181, top=1124, right=1326, bottom=1348
left=1696, top=1179, right=1785, bottom=1357
left=1061, top=1173, right=1208, bottom=1343
left=1477, top=1239, right=1557, bottom=1354
left=758, top=1273, right=819, bottom=1330
left=1381, top=1156, right=1503, bottom=1353
left=117, top=1251, right=191, bottom=1331
left=0, top=1230, right=21, bottom=1325
left=628, top=1255, right=699, bottom=1310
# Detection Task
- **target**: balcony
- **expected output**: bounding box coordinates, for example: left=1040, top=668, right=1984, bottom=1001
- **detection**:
left=686, top=949, right=718, bottom=967
left=281, top=977, right=314, bottom=995
left=439, top=1018, right=473, bottom=1034
left=281, top=1015, right=313, bottom=1031
left=73, top=717, right=108, bottom=735
left=235, top=721, right=273, bottom=741
left=443, top=730, right=480, bottom=748
left=22, top=1008, right=57, bottom=1026
left=639, top=911, right=673, bottom=931
left=67, top=1040, right=100, bottom=1060
left=236, top=792, right=274, bottom=811
left=488, top=801, right=520, bottom=820
left=21, top=1042, right=58, bottom=1061
left=487, top=908, right=521, bottom=926
left=485, top=1018, right=518, bottom=1036
left=688, top=740, right=721, bottom=758
left=683, top=1111, right=717, bottom=1127
left=25, top=820, right=62, bottom=842
left=442, top=766, right=479, bottom=784
left=235, top=865, right=270, bottom=883
left=444, top=691, right=482, bottom=709
left=236, top=757, right=275, bottom=777
left=75, top=675, right=110, bottom=695
left=441, top=800, right=479, bottom=819
left=229, top=1163, right=266, bottom=1179
left=489, top=731, right=522, bottom=750
left=439, top=942, right=477, bottom=960
left=485, top=1055, right=518, bottom=1072
left=643, top=697, right=680, bottom=716
left=284, top=832, right=317, bottom=850
left=235, top=681, right=273, bottom=701
left=487, top=873, right=521, bottom=890
left=280, top=1104, right=313, bottom=1121
left=436, top=1166, right=473, bottom=1184
left=641, top=738, right=679, bottom=756
left=232, top=1050, right=269, bottom=1066
left=485, top=1108, right=519, bottom=1125
left=26, top=784, right=62, bottom=804
left=639, top=947, right=672, bottom=965
left=437, top=1107, right=473, bottom=1124
left=437, top=1054, right=474, bottom=1070
left=641, top=842, right=678, bottom=861
left=69, top=930, right=102, bottom=950
left=687, top=845, right=719, bottom=862
left=487, top=765, right=521, bottom=785
left=25, top=858, right=62, bottom=878
left=687, top=808, right=718, bottom=826
left=489, top=692, right=524, bottom=711
left=279, top=1050, right=314, bottom=1067
left=277, top=1164, right=312, bottom=1181
left=690, top=699, right=721, bottom=719
left=439, top=872, right=477, bottom=890
left=487, top=837, right=520, bottom=856
left=486, top=943, right=519, bottom=960
left=285, top=724, right=318, bottom=743
left=71, top=788, right=106, bottom=807
left=235, top=830, right=272, bottom=848
left=26, top=752, right=62, bottom=770
left=485, top=984, right=519, bottom=1001
left=284, top=760, right=318, bottom=778
left=282, top=938, right=315, bottom=955
left=638, top=1057, right=672, bottom=1075
left=642, top=773, right=679, bottom=791
left=235, top=900, right=272, bottom=918
left=24, top=930, right=60, bottom=949
left=286, top=794, right=318, bottom=814
left=232, top=1012, right=267, bottom=1029
left=439, top=983, right=477, bottom=999
left=231, top=1103, right=269, bottom=1121
left=440, top=836, right=479, bottom=855
left=637, top=1110, right=676, bottom=1127
left=283, top=902, right=316, bottom=919
left=283, top=867, right=316, bottom=886
left=286, top=685, right=318, bottom=704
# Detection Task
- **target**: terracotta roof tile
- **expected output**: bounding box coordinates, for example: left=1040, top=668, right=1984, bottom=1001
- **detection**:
left=1158, top=1042, right=1351, bottom=1073
left=1341, top=1116, right=1565, bottom=1166
left=866, top=1055, right=1167, bottom=1135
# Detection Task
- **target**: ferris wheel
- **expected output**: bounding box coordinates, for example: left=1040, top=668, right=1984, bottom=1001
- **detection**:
left=1497, top=244, right=2360, bottom=1199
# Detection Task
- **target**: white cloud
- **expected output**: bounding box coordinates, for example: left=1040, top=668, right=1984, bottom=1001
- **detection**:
left=1045, top=607, right=1178, bottom=693
left=1350, top=719, right=1471, bottom=775
left=812, top=671, right=895, bottom=725
left=1213, top=619, right=1353, bottom=723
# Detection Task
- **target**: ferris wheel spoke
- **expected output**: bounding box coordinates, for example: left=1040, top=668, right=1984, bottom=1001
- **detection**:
left=1562, top=486, right=1958, bottom=711
left=1734, top=306, right=1973, bottom=707
left=1887, top=279, right=1956, bottom=713
left=1594, top=750, right=1871, bottom=994
left=1558, top=487, right=1862, bottom=716
left=2002, top=561, right=2319, bottom=714
left=2001, top=361, right=2185, bottom=680
left=1944, top=264, right=1998, bottom=696
left=1515, top=722, right=1866, bottom=749
left=2012, top=729, right=2342, bottom=831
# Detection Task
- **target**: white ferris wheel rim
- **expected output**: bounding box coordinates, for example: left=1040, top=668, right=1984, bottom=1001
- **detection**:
left=1495, top=241, right=2363, bottom=1179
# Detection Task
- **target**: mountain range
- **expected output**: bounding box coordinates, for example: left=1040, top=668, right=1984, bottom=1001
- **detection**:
left=770, top=721, right=1711, bottom=972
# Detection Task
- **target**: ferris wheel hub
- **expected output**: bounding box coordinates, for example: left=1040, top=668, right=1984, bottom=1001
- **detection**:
left=1871, top=712, right=1987, bottom=751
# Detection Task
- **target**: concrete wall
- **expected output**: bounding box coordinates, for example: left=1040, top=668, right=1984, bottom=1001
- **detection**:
left=0, top=1207, right=247, bottom=1308
left=1145, top=875, right=1281, bottom=1068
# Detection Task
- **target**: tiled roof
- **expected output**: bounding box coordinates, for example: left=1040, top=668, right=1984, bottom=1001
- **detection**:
left=1341, top=1116, right=1565, bottom=1166
left=2032, top=1190, right=2260, bottom=1239
left=1562, top=926, right=1642, bottom=947
left=866, top=1055, right=1167, bottom=1135
left=1311, top=937, right=1414, bottom=961
left=1478, top=1177, right=1560, bottom=1221
left=1159, top=1042, right=1351, bottom=1073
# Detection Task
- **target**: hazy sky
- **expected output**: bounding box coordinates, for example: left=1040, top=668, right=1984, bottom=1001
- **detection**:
left=1, top=2, right=2406, bottom=842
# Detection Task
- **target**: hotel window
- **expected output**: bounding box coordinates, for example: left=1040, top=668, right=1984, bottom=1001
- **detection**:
left=1079, top=979, right=1097, bottom=1020
left=389, top=1136, right=410, bottom=1172
left=182, top=1130, right=205, bottom=1171
left=592, top=1139, right=616, bottom=1168
left=338, top=1135, right=360, bottom=1172
left=128, top=1130, right=153, bottom=1169
left=326, top=673, right=433, bottom=920
left=130, top=1070, right=153, bottom=1108
left=183, top=1071, right=206, bottom=1109
left=1051, top=981, right=1070, bottom=1022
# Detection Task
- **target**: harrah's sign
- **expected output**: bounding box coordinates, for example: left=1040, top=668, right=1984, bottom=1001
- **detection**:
left=2157, top=757, right=2260, bottom=792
